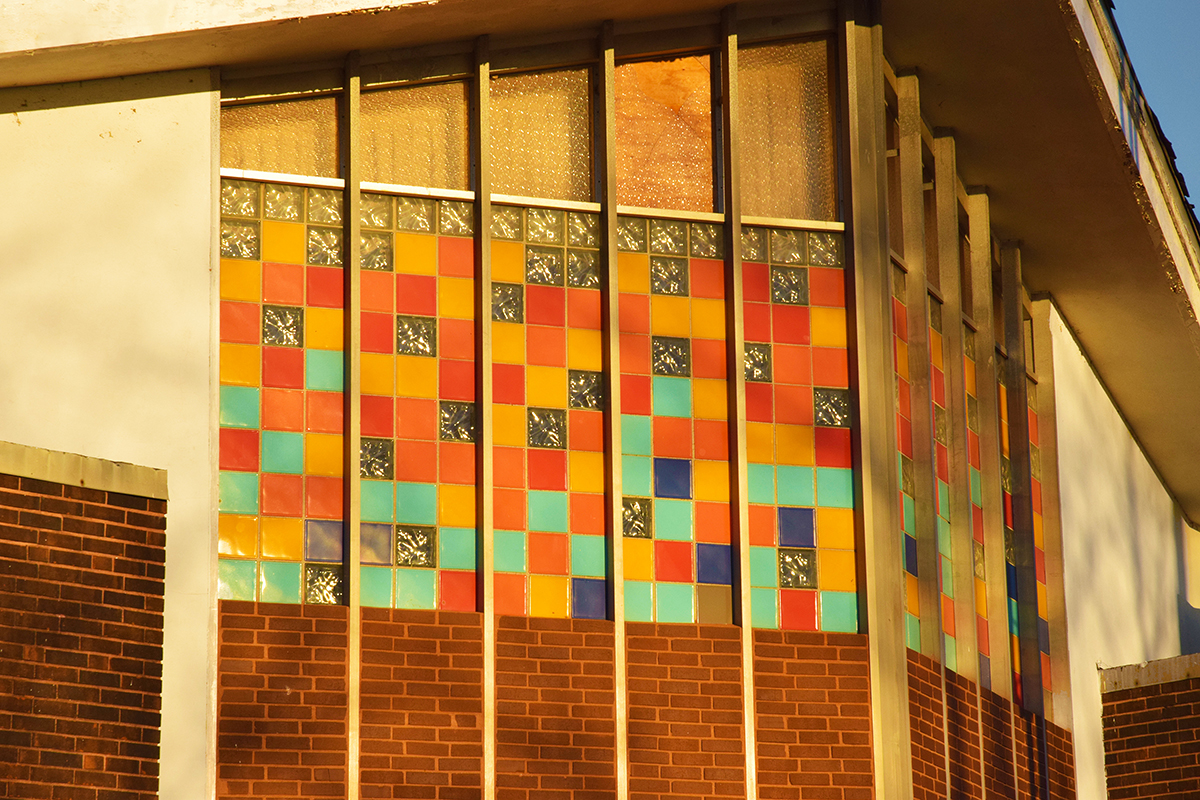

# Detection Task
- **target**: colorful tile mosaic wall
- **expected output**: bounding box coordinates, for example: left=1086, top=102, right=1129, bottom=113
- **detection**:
left=893, top=265, right=920, bottom=648
left=963, top=327, right=990, bottom=687
left=997, top=356, right=1022, bottom=698
left=929, top=298, right=956, bottom=671
left=217, top=178, right=348, bottom=605
left=1028, top=379, right=1051, bottom=694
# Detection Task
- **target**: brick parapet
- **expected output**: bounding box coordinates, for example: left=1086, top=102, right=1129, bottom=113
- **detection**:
left=1102, top=672, right=1200, bottom=798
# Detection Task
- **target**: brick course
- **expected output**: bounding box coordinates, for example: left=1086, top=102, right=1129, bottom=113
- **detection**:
left=979, top=686, right=1017, bottom=800
left=1102, top=676, right=1200, bottom=798
left=945, top=670, right=983, bottom=800
left=908, top=650, right=947, bottom=800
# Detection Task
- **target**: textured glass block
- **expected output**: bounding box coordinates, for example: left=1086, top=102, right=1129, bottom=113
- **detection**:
left=396, top=315, right=437, bottom=357
left=361, top=193, right=393, bottom=229
left=901, top=455, right=915, bottom=496
left=963, top=327, right=976, bottom=360
left=361, top=81, right=470, bottom=190
left=934, top=406, right=948, bottom=444
left=491, top=68, right=593, bottom=202
left=264, top=183, right=304, bottom=221
left=567, top=249, right=600, bottom=288
left=967, top=396, right=979, bottom=432
left=771, top=266, right=808, bottom=305
left=997, top=359, right=1007, bottom=386
left=220, top=96, right=339, bottom=179
left=1027, top=378, right=1038, bottom=410
left=742, top=227, right=767, bottom=262
left=930, top=299, right=943, bottom=333
left=651, top=256, right=688, bottom=296
left=779, top=548, right=817, bottom=588
left=622, top=497, right=652, bottom=539
left=307, top=227, right=343, bottom=266
left=491, top=206, right=524, bottom=241
left=528, top=408, right=567, bottom=449
left=809, top=232, right=843, bottom=266
left=740, top=40, right=837, bottom=221
left=973, top=541, right=986, bottom=579
left=308, top=188, right=344, bottom=225
left=649, top=219, right=688, bottom=256
left=1000, top=457, right=1012, bottom=493
left=769, top=229, right=806, bottom=265
left=745, top=342, right=772, bottom=382
left=398, top=196, right=436, bottom=232
left=617, top=216, right=647, bottom=252
left=690, top=223, right=722, bottom=258
left=362, top=232, right=393, bottom=272
left=305, top=564, right=344, bottom=604
left=396, top=525, right=437, bottom=567
left=492, top=283, right=524, bottom=323
left=262, top=305, right=303, bottom=347
left=526, top=246, right=564, bottom=286
left=893, top=265, right=907, bottom=299
left=1030, top=445, right=1041, bottom=481
left=221, top=220, right=260, bottom=260
left=221, top=179, right=260, bottom=218
left=439, top=200, right=474, bottom=236
left=440, top=401, right=477, bottom=442
left=1004, top=528, right=1016, bottom=564
left=527, top=208, right=565, bottom=244
left=568, top=212, right=599, bottom=247
left=652, top=336, right=691, bottom=377
left=813, top=387, right=851, bottom=427
left=568, top=370, right=603, bottom=409
left=361, top=437, right=394, bottom=480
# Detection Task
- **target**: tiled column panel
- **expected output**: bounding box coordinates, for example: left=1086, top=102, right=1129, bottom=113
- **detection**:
left=929, top=298, right=956, bottom=669
left=962, top=327, right=991, bottom=686
left=1026, top=381, right=1051, bottom=697
left=996, top=356, right=1021, bottom=697
left=892, top=265, right=920, bottom=648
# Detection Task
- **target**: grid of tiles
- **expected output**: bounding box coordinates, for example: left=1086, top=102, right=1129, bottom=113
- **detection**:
left=893, top=266, right=920, bottom=648
left=488, top=204, right=608, bottom=619
left=357, top=191, right=479, bottom=612
left=742, top=226, right=856, bottom=632
left=1028, top=381, right=1051, bottom=694
left=217, top=178, right=347, bottom=605
left=929, top=298, right=956, bottom=671
left=963, top=327, right=990, bottom=687
left=997, top=357, right=1022, bottom=699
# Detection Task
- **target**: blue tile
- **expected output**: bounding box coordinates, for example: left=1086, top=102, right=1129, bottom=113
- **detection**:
left=696, top=543, right=732, bottom=585
left=572, top=578, right=608, bottom=620
left=778, top=507, right=815, bottom=548
left=654, top=458, right=691, bottom=499
left=305, top=520, right=343, bottom=562
left=904, top=533, right=918, bottom=576
left=360, top=523, right=392, bottom=565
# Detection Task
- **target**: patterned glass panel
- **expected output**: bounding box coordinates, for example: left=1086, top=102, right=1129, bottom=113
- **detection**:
left=892, top=264, right=920, bottom=647
left=220, top=97, right=340, bottom=179
left=361, top=81, right=470, bottom=191
left=929, top=297, right=958, bottom=672
left=963, top=325, right=991, bottom=686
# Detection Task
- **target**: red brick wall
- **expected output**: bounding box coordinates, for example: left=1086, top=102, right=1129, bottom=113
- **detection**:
left=908, top=650, right=947, bottom=800
left=495, top=616, right=616, bottom=800
left=753, top=630, right=872, bottom=800
left=0, top=473, right=166, bottom=800
left=359, top=609, right=483, bottom=800
left=1045, top=719, right=1075, bottom=800
left=1102, top=676, right=1200, bottom=798
left=979, top=686, right=1017, bottom=800
left=625, top=622, right=745, bottom=799
left=945, top=670, right=983, bottom=800
left=217, top=601, right=349, bottom=799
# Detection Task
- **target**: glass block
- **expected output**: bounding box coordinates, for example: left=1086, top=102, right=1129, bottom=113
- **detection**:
left=808, top=232, right=844, bottom=267
left=769, top=229, right=806, bottom=265
left=649, top=219, right=687, bottom=256
left=221, top=220, right=260, bottom=260
left=934, top=406, right=948, bottom=444
left=491, top=206, right=524, bottom=240
left=1028, top=378, right=1038, bottom=409
left=779, top=548, right=817, bottom=589
left=305, top=564, right=344, bottom=604
left=973, top=541, right=986, bottom=580
left=307, top=226, right=343, bottom=266
left=567, top=249, right=600, bottom=288
left=1000, top=457, right=1012, bottom=493
left=690, top=223, right=722, bottom=259
left=361, top=80, right=470, bottom=191
left=745, top=342, right=772, bottom=382
left=893, top=265, right=907, bottom=299
left=617, top=216, right=647, bottom=252
left=930, top=298, right=943, bottom=333
left=220, top=96, right=339, bottom=179
left=901, top=455, right=915, bottom=496
left=967, top=396, right=979, bottom=432
left=528, top=408, right=567, bottom=449
left=622, top=497, right=652, bottom=539
left=526, top=246, right=565, bottom=286
left=440, top=401, right=477, bottom=442
left=262, top=305, right=303, bottom=347
left=650, top=256, right=688, bottom=296
left=492, top=283, right=524, bottom=323
left=396, top=315, right=436, bottom=356
left=396, top=525, right=437, bottom=567
left=568, top=212, right=600, bottom=248
left=1030, top=445, right=1041, bottom=481
left=439, top=200, right=474, bottom=236
left=264, top=183, right=304, bottom=221
left=771, top=266, right=808, bottom=305
left=742, top=227, right=766, bottom=262
left=963, top=327, right=977, bottom=360
left=308, top=188, right=343, bottom=225
left=221, top=179, right=260, bottom=218
left=813, top=387, right=851, bottom=427
left=362, top=232, right=393, bottom=272
left=398, top=196, right=436, bottom=232
left=361, top=193, right=393, bottom=229
left=527, top=208, right=565, bottom=244
left=1004, top=528, right=1016, bottom=564
left=305, top=520, right=343, bottom=562
left=652, top=336, right=691, bottom=377
left=362, top=524, right=393, bottom=566
left=568, top=370, right=603, bottom=410
left=361, top=437, right=394, bottom=480
left=997, top=359, right=1007, bottom=386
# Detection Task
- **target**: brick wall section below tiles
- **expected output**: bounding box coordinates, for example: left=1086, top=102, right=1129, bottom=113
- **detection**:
left=359, top=609, right=483, bottom=800
left=1102, top=677, right=1200, bottom=799
left=625, top=622, right=745, bottom=800
left=944, top=670, right=983, bottom=800
left=979, top=686, right=1017, bottom=800
left=1045, top=719, right=1075, bottom=800
left=495, top=616, right=616, bottom=800
left=907, top=650, right=947, bottom=800
left=217, top=601, right=348, bottom=799
left=0, top=473, right=166, bottom=800
left=752, top=630, right=873, bottom=800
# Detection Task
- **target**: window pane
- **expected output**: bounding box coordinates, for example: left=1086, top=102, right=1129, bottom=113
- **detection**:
left=616, top=56, right=714, bottom=213
left=361, top=81, right=470, bottom=191
left=221, top=97, right=340, bottom=179
left=491, top=69, right=593, bottom=202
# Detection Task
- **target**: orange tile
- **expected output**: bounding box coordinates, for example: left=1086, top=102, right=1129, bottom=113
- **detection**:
left=528, top=532, right=569, bottom=575
left=440, top=442, right=476, bottom=485
left=493, top=447, right=526, bottom=489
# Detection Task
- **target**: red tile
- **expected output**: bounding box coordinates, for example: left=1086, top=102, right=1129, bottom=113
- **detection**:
left=440, top=442, right=475, bottom=485
left=780, top=589, right=818, bottom=631
left=494, top=488, right=527, bottom=531
left=361, top=270, right=393, bottom=313
left=654, top=540, right=693, bottom=583
left=440, top=318, right=475, bottom=361
left=932, top=368, right=945, bottom=407
left=361, top=311, right=394, bottom=354
left=361, top=394, right=393, bottom=438
left=306, top=391, right=344, bottom=433
left=892, top=298, right=907, bottom=339
left=1032, top=479, right=1042, bottom=515
left=569, top=410, right=603, bottom=452
left=694, top=420, right=729, bottom=461
left=395, top=273, right=437, bottom=316
left=526, top=286, right=565, bottom=327
left=653, top=417, right=692, bottom=458
left=528, top=532, right=569, bottom=575
left=621, top=375, right=651, bottom=415
left=815, top=427, right=852, bottom=468
left=808, top=267, right=845, bottom=308
left=898, top=414, right=913, bottom=458
left=494, top=573, right=527, bottom=616
left=772, top=306, right=810, bottom=345
left=746, top=383, right=773, bottom=423
left=439, top=237, right=474, bottom=278
left=897, top=378, right=911, bottom=418
left=493, top=363, right=525, bottom=405
left=262, top=347, right=304, bottom=389
left=748, top=504, right=775, bottom=546
left=692, top=339, right=727, bottom=380
left=494, top=448, right=526, bottom=489
left=305, top=476, right=343, bottom=519
left=973, top=506, right=984, bottom=543
left=743, top=262, right=770, bottom=302
left=774, top=345, right=811, bottom=386
left=570, top=493, right=605, bottom=535
left=619, top=293, right=650, bottom=334
left=396, top=440, right=437, bottom=482
left=528, top=449, right=567, bottom=492
left=219, top=428, right=259, bottom=472
left=396, top=397, right=437, bottom=440
left=620, top=334, right=651, bottom=375
left=694, top=501, right=730, bottom=544
left=263, top=262, right=305, bottom=305
left=744, top=302, right=771, bottom=342
left=976, top=615, right=990, bottom=655
left=262, top=388, right=304, bottom=432
left=775, top=385, right=812, bottom=426
left=439, top=570, right=477, bottom=612
left=936, top=443, right=949, bottom=483
left=261, top=473, right=303, bottom=517
left=439, top=359, right=475, bottom=401
left=307, top=266, right=343, bottom=308
left=527, top=325, right=566, bottom=367
left=690, top=259, right=724, bottom=299
left=567, top=288, right=602, bottom=330
left=221, top=301, right=260, bottom=344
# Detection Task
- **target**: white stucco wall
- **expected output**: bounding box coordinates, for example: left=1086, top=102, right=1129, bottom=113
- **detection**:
left=0, top=70, right=217, bottom=800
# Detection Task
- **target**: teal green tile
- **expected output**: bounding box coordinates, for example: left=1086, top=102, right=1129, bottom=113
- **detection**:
left=361, top=480, right=395, bottom=523
left=396, top=567, right=437, bottom=609
left=217, top=558, right=256, bottom=601
left=905, top=613, right=921, bottom=649
left=622, top=455, right=653, bottom=497
left=529, top=491, right=569, bottom=532
left=751, top=587, right=778, bottom=629
left=261, top=431, right=304, bottom=475
left=943, top=634, right=958, bottom=673
left=395, top=482, right=437, bottom=525
left=815, top=468, right=854, bottom=509
left=941, top=555, right=954, bottom=599
left=306, top=349, right=344, bottom=391
left=622, top=414, right=652, bottom=456
left=970, top=468, right=982, bottom=506
left=897, top=452, right=904, bottom=488
left=655, top=582, right=694, bottom=623
left=821, top=591, right=859, bottom=633
left=937, top=515, right=951, bottom=557
left=259, top=561, right=301, bottom=603
left=902, top=494, right=916, bottom=534
left=624, top=580, right=654, bottom=621
left=938, top=481, right=950, bottom=519
left=748, top=463, right=775, bottom=505
left=1009, top=599, right=1020, bottom=634
left=776, top=466, right=815, bottom=507
left=652, top=376, right=691, bottom=418
left=360, top=566, right=393, bottom=608
left=439, top=527, right=476, bottom=570
left=570, top=534, right=606, bottom=578
left=654, top=499, right=693, bottom=541
left=220, top=386, right=260, bottom=429
left=495, top=530, right=527, bottom=573
left=219, top=471, right=259, bottom=515
left=749, top=546, right=778, bottom=588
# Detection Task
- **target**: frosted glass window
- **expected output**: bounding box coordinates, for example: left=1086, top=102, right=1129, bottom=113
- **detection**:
left=491, top=69, right=593, bottom=202
left=740, top=39, right=838, bottom=221
left=361, top=81, right=470, bottom=191
left=615, top=56, right=714, bottom=213
left=221, top=96, right=340, bottom=179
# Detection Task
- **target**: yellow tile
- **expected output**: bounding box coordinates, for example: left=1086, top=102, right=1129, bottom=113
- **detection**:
left=306, top=433, right=343, bottom=477
left=998, top=386, right=1008, bottom=420
left=439, top=484, right=476, bottom=528
left=746, top=422, right=774, bottom=464
left=906, top=573, right=921, bottom=616
left=220, top=343, right=260, bottom=387
left=493, top=322, right=525, bottom=365
left=929, top=329, right=944, bottom=370
left=218, top=514, right=257, bottom=557
left=306, top=307, right=343, bottom=351
left=527, top=366, right=567, bottom=408
left=1000, top=421, right=1010, bottom=456
left=493, top=404, right=526, bottom=447
left=1011, top=636, right=1020, bottom=668
left=618, top=253, right=650, bottom=294
left=776, top=424, right=814, bottom=466
left=1033, top=513, right=1044, bottom=550
left=1037, top=582, right=1048, bottom=619
left=895, top=340, right=909, bottom=381
left=567, top=329, right=603, bottom=371
left=964, top=361, right=977, bottom=396
left=221, top=259, right=261, bottom=302
left=261, top=517, right=303, bottom=560
left=650, top=296, right=691, bottom=337
left=529, top=574, right=571, bottom=619
left=361, top=353, right=395, bottom=396
left=395, top=232, right=438, bottom=276
left=623, top=537, right=654, bottom=581
left=261, top=220, right=306, bottom=265
left=975, top=578, right=988, bottom=617
left=690, top=298, right=726, bottom=340
left=569, top=451, right=604, bottom=494
left=818, top=549, right=856, bottom=592
left=811, top=307, right=847, bottom=349
left=693, top=379, right=728, bottom=421
left=817, top=508, right=854, bottom=550
left=395, top=355, right=436, bottom=398
left=492, top=240, right=525, bottom=283
left=439, top=276, right=475, bottom=320
left=694, top=460, right=730, bottom=502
